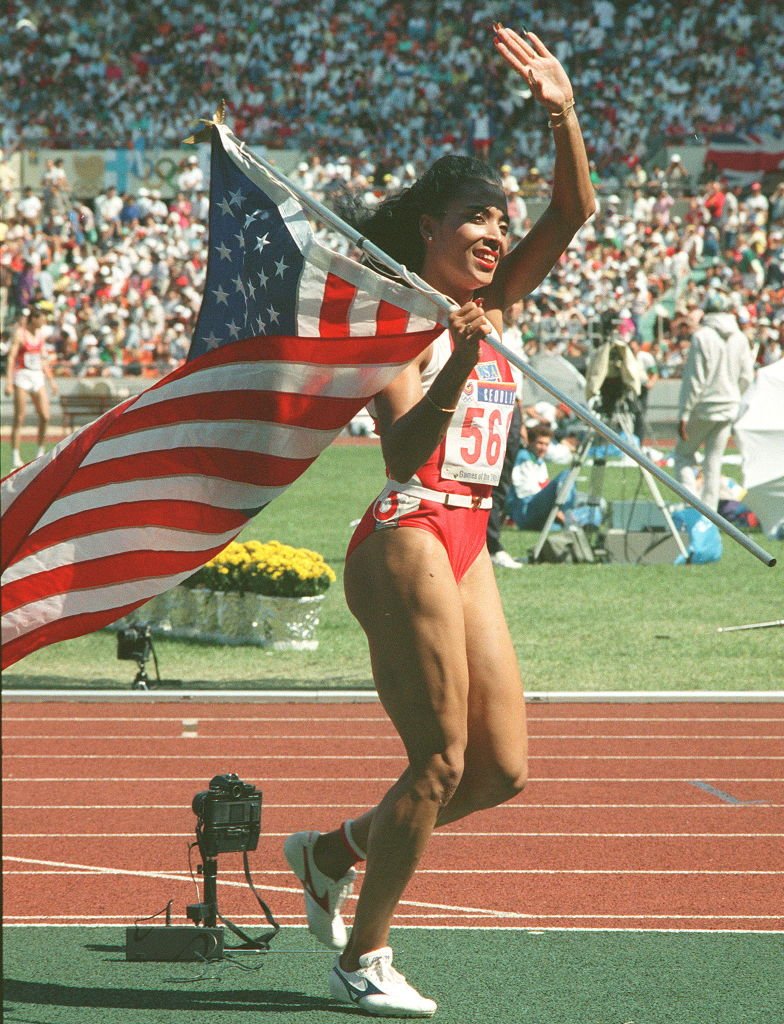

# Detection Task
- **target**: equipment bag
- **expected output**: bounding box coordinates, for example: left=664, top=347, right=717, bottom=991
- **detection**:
left=536, top=526, right=595, bottom=564
left=672, top=508, right=722, bottom=564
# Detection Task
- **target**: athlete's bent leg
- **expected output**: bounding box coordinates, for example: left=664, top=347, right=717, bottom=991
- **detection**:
left=314, top=547, right=527, bottom=880
left=339, top=527, right=471, bottom=970
left=437, top=547, right=528, bottom=822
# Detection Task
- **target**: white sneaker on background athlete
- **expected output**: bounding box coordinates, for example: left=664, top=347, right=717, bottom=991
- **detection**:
left=490, top=549, right=524, bottom=569
left=330, top=946, right=437, bottom=1017
left=284, top=830, right=356, bottom=950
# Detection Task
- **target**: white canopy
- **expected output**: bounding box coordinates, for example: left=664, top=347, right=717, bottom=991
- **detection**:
left=734, top=359, right=784, bottom=539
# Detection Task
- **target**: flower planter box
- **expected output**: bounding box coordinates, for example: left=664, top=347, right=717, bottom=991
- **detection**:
left=125, top=588, right=324, bottom=650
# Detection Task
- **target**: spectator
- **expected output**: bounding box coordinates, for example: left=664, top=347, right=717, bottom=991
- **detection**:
left=664, top=153, right=690, bottom=195
left=674, top=285, right=755, bottom=511
left=508, top=423, right=576, bottom=531
left=703, top=180, right=726, bottom=227
left=17, top=187, right=42, bottom=225
left=177, top=155, right=204, bottom=195
left=629, top=337, right=659, bottom=443
left=747, top=181, right=769, bottom=228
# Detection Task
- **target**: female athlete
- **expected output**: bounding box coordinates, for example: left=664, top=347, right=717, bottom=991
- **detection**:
left=6, top=305, right=58, bottom=469
left=285, top=25, right=595, bottom=1017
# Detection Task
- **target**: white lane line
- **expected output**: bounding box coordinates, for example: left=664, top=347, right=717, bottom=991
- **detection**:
left=4, top=922, right=781, bottom=935
left=0, top=915, right=575, bottom=927
left=6, top=753, right=783, bottom=760
left=3, top=916, right=782, bottom=926
left=0, top=855, right=517, bottom=921
left=3, top=913, right=781, bottom=929
left=4, top=831, right=782, bottom=838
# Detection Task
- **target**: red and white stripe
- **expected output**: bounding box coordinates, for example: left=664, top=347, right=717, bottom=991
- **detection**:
left=2, top=127, right=448, bottom=668
left=705, top=132, right=784, bottom=183
left=1, top=326, right=440, bottom=668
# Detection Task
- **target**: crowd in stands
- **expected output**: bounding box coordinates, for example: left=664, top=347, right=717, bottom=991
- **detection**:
left=2, top=157, right=781, bottom=388
left=4, top=0, right=782, bottom=185
left=1, top=1, right=782, bottom=391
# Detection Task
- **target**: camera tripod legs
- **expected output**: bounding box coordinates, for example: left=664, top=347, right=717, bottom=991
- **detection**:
left=187, top=856, right=219, bottom=928
left=530, top=432, right=596, bottom=562
left=530, top=428, right=689, bottom=562
left=132, top=660, right=151, bottom=690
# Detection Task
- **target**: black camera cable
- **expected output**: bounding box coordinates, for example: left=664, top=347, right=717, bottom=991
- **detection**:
left=217, top=850, right=280, bottom=952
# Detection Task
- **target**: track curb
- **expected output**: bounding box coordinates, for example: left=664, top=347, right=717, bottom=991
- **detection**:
left=2, top=688, right=783, bottom=703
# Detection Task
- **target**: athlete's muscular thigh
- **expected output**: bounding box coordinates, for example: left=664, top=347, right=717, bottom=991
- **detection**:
left=458, top=548, right=528, bottom=789
left=344, top=527, right=470, bottom=765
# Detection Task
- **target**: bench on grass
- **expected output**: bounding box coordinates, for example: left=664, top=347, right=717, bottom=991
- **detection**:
left=60, top=389, right=119, bottom=431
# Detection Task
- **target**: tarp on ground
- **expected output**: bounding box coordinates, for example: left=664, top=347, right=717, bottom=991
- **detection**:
left=734, top=359, right=784, bottom=539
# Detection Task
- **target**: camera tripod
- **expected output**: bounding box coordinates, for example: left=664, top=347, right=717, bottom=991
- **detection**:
left=186, top=844, right=280, bottom=950
left=530, top=424, right=688, bottom=563
left=187, top=854, right=220, bottom=928
left=131, top=656, right=154, bottom=690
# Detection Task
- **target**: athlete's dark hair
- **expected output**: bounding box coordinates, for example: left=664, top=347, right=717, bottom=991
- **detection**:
left=338, top=155, right=505, bottom=275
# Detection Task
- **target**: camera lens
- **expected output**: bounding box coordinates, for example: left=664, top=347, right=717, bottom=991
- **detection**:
left=192, top=791, right=208, bottom=815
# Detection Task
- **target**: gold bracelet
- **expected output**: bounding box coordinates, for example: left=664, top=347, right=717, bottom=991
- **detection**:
left=425, top=392, right=458, bottom=414
left=547, top=99, right=575, bottom=129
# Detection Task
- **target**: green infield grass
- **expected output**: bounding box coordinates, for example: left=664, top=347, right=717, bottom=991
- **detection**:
left=3, top=926, right=783, bottom=1024
left=2, top=440, right=782, bottom=691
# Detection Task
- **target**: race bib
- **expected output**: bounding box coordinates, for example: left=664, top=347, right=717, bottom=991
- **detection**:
left=23, top=351, right=42, bottom=371
left=441, top=377, right=516, bottom=485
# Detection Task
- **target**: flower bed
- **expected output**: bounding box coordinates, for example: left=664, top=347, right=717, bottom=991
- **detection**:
left=123, top=541, right=336, bottom=649
left=184, top=540, right=336, bottom=598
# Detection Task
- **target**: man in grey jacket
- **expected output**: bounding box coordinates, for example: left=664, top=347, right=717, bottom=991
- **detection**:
left=674, top=286, right=755, bottom=510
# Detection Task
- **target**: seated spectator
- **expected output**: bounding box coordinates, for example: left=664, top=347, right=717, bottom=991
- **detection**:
left=507, top=424, right=576, bottom=531
left=664, top=153, right=690, bottom=195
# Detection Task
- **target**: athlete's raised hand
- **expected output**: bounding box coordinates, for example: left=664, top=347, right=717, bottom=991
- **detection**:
left=493, top=24, right=573, bottom=113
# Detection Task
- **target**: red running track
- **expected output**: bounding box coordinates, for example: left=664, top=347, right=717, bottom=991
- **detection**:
left=3, top=701, right=783, bottom=933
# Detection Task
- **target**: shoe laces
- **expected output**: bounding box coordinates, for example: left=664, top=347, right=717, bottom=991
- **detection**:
left=326, top=868, right=355, bottom=912
left=362, top=951, right=406, bottom=988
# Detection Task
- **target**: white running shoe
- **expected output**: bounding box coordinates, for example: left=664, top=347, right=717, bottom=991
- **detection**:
left=330, top=947, right=437, bottom=1018
left=284, top=830, right=356, bottom=950
left=490, top=549, right=524, bottom=569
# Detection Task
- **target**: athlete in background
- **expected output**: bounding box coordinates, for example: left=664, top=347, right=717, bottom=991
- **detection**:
left=6, top=305, right=58, bottom=469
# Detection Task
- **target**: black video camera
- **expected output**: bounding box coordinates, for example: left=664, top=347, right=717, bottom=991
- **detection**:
left=117, top=624, right=153, bottom=662
left=192, top=773, right=262, bottom=857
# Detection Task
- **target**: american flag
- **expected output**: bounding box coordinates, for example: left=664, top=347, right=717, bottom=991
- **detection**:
left=1, top=124, right=444, bottom=668
left=705, top=131, right=784, bottom=185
